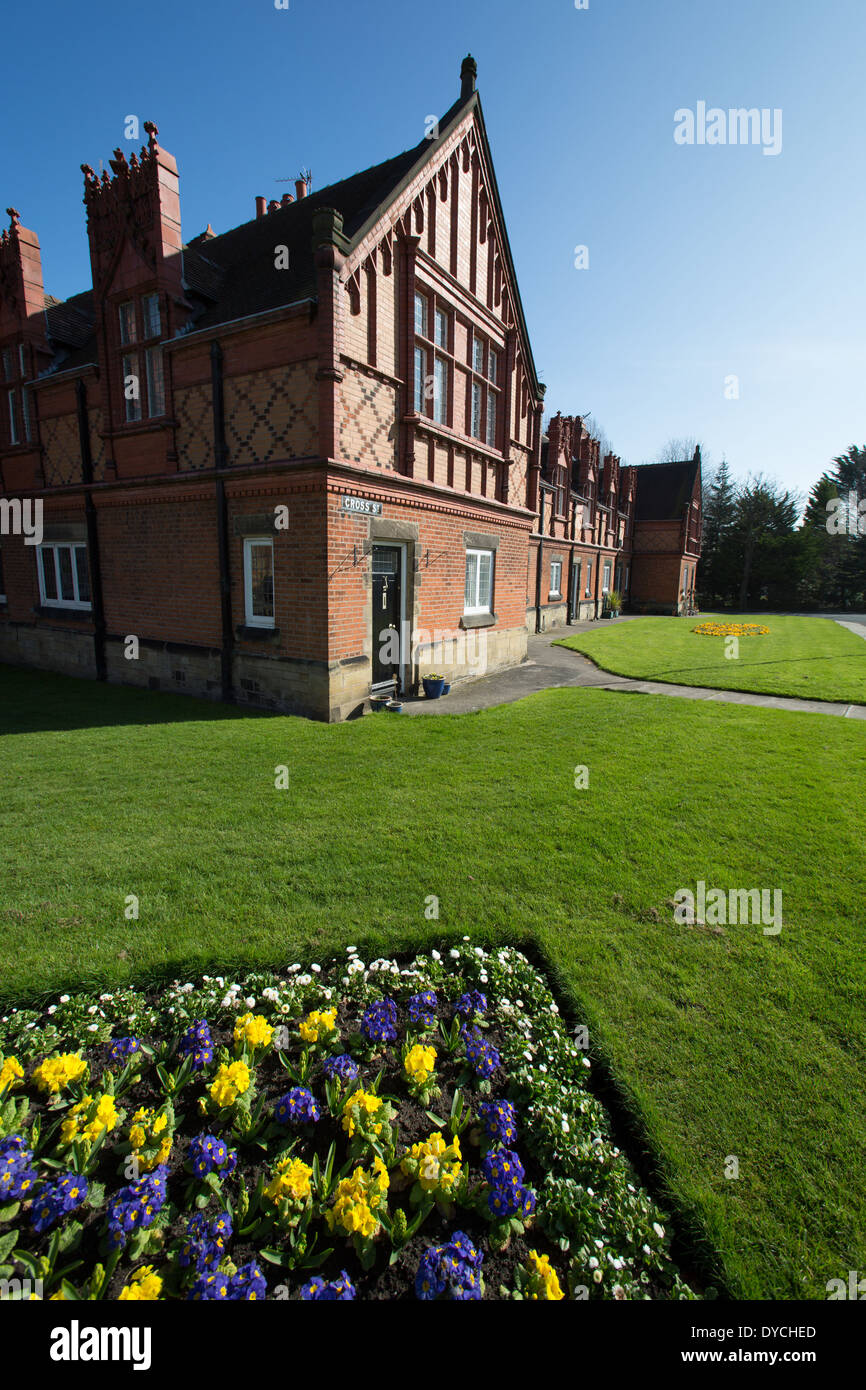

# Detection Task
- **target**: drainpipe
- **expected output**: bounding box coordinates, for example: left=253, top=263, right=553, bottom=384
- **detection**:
left=76, top=378, right=106, bottom=681
left=211, top=340, right=233, bottom=702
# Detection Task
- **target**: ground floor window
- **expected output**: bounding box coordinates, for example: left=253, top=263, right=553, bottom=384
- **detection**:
left=243, top=537, right=275, bottom=627
left=585, top=560, right=592, bottom=598
left=37, top=542, right=91, bottom=610
left=549, top=559, right=562, bottom=599
left=465, top=548, right=494, bottom=615
left=603, top=560, right=612, bottom=593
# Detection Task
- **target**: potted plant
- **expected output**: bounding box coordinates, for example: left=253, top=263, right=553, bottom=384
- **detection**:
left=422, top=672, right=447, bottom=700
left=370, top=693, right=390, bottom=712
left=607, top=590, right=622, bottom=618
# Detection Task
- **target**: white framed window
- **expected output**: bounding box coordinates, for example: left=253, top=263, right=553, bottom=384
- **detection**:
left=464, top=548, right=494, bottom=615
left=414, top=291, right=427, bottom=338
left=243, top=537, right=275, bottom=628
left=123, top=350, right=141, bottom=419
left=414, top=345, right=427, bottom=413
left=7, top=389, right=18, bottom=444
left=118, top=301, right=137, bottom=346
left=550, top=560, right=563, bottom=598
left=145, top=347, right=165, bottom=417
left=603, top=561, right=612, bottom=593
left=18, top=344, right=27, bottom=379
left=142, top=293, right=161, bottom=339
left=585, top=560, right=592, bottom=597
left=434, top=307, right=448, bottom=349
left=488, top=348, right=498, bottom=385
left=433, top=356, right=447, bottom=424
left=37, top=543, right=91, bottom=610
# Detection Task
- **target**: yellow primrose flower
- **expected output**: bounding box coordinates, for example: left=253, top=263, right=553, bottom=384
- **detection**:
left=526, top=1250, right=564, bottom=1300
left=233, top=1012, right=274, bottom=1053
left=263, top=1155, right=313, bottom=1206
left=298, top=1008, right=338, bottom=1045
left=404, top=1043, right=436, bottom=1085
left=118, top=1266, right=163, bottom=1301
left=209, top=1060, right=251, bottom=1109
left=341, top=1088, right=383, bottom=1138
left=128, top=1106, right=173, bottom=1172
left=32, top=1053, right=88, bottom=1096
left=327, top=1159, right=389, bottom=1239
left=0, top=1056, right=24, bottom=1092
left=400, top=1131, right=462, bottom=1194
left=60, top=1092, right=119, bottom=1147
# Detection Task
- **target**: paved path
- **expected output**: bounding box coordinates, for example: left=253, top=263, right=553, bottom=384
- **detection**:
left=399, top=621, right=866, bottom=721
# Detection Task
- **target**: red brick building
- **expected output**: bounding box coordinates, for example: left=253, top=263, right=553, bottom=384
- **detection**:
left=0, top=57, right=701, bottom=720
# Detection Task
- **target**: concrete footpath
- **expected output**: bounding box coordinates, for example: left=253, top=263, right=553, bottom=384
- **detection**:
left=399, top=619, right=866, bottom=720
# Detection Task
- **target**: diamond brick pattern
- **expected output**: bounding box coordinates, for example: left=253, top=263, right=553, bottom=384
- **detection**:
left=339, top=371, right=397, bottom=467
left=40, top=413, right=81, bottom=487
left=223, top=362, right=317, bottom=464
left=175, top=384, right=214, bottom=472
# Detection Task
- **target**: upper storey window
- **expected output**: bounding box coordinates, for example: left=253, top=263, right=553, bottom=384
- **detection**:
left=118, top=294, right=165, bottom=422
left=1, top=342, right=32, bottom=447
left=413, top=289, right=450, bottom=427
left=469, top=330, right=499, bottom=449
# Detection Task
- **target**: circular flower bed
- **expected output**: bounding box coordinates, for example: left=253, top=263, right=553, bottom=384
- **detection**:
left=692, top=622, right=769, bottom=636
left=0, top=944, right=697, bottom=1301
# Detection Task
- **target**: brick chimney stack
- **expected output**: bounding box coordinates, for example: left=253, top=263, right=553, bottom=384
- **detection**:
left=0, top=208, right=48, bottom=344
left=81, top=122, right=183, bottom=304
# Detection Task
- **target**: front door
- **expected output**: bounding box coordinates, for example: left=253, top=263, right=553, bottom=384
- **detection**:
left=371, top=545, right=403, bottom=690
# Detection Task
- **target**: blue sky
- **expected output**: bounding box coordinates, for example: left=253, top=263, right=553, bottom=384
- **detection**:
left=2, top=0, right=863, bottom=498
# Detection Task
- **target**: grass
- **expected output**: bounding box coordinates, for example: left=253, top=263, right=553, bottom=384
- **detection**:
left=555, top=613, right=866, bottom=704
left=1, top=664, right=864, bottom=1300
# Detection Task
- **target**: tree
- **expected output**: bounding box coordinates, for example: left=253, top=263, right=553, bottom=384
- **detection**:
left=655, top=437, right=706, bottom=465
left=697, top=459, right=737, bottom=605
left=730, top=476, right=801, bottom=609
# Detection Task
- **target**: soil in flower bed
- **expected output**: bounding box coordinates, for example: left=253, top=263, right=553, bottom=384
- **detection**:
left=0, top=945, right=698, bottom=1301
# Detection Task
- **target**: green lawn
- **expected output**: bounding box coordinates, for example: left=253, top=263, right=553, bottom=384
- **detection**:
left=1, top=665, right=864, bottom=1300
left=555, top=613, right=866, bottom=704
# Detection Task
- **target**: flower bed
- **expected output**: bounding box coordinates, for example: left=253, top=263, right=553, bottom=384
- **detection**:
left=692, top=622, right=769, bottom=637
left=0, top=943, right=696, bottom=1301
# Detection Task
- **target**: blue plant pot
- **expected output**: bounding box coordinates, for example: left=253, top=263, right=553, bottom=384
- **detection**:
left=386, top=700, right=403, bottom=713
left=442, top=683, right=451, bottom=695
left=370, top=696, right=389, bottom=712
left=422, top=677, right=446, bottom=699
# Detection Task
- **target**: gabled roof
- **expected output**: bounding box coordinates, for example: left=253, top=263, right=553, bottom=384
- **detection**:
left=29, top=61, right=541, bottom=396
left=180, top=72, right=541, bottom=397
left=633, top=455, right=701, bottom=522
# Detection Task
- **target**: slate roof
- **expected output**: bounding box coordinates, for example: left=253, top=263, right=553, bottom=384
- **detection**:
left=633, top=456, right=701, bottom=521
left=32, top=72, right=542, bottom=395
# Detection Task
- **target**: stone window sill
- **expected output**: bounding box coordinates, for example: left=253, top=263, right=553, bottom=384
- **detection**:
left=460, top=612, right=497, bottom=630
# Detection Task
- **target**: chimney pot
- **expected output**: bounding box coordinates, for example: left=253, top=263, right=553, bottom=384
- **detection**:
left=255, top=196, right=266, bottom=219
left=268, top=200, right=280, bottom=213
left=281, top=193, right=295, bottom=206
left=295, top=178, right=307, bottom=201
